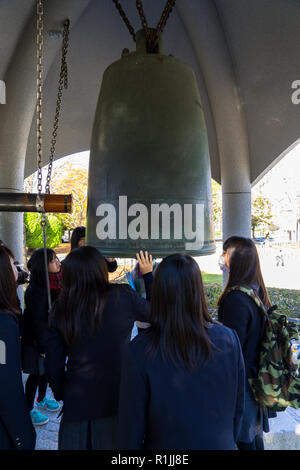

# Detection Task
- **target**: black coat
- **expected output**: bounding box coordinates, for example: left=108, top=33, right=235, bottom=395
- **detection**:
left=23, top=282, right=49, bottom=354
left=116, top=323, right=245, bottom=450
left=218, top=289, right=270, bottom=442
left=0, top=311, right=36, bottom=450
left=218, top=289, right=265, bottom=378
left=45, top=273, right=153, bottom=423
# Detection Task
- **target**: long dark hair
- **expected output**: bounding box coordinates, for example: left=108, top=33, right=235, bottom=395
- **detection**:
left=27, top=248, right=56, bottom=288
left=0, top=245, right=20, bottom=315
left=70, top=226, right=86, bottom=251
left=52, top=246, right=109, bottom=345
left=218, top=236, right=271, bottom=307
left=147, top=254, right=214, bottom=370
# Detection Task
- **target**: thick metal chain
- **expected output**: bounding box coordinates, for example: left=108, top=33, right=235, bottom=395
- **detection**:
left=156, top=0, right=176, bottom=40
left=36, top=0, right=43, bottom=197
left=112, top=0, right=176, bottom=51
left=36, top=2, right=70, bottom=312
left=112, top=0, right=136, bottom=41
left=136, top=0, right=156, bottom=52
left=36, top=0, right=51, bottom=311
left=45, top=19, right=70, bottom=194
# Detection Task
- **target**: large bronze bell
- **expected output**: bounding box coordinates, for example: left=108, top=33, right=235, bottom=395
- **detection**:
left=86, top=30, right=215, bottom=257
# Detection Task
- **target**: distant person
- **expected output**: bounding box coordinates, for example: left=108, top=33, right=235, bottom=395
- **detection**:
left=23, top=249, right=62, bottom=427
left=45, top=248, right=153, bottom=450
left=264, top=233, right=270, bottom=248
left=70, top=226, right=118, bottom=273
left=117, top=254, right=245, bottom=450
left=275, top=248, right=284, bottom=267
left=0, top=244, right=36, bottom=449
left=218, top=236, right=272, bottom=450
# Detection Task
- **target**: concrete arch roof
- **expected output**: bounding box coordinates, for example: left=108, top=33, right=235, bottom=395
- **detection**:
left=1, top=0, right=299, bottom=185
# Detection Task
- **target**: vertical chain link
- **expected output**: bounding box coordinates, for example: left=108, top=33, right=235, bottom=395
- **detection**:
left=112, top=0, right=136, bottom=41
left=36, top=0, right=44, bottom=197
left=45, top=19, right=70, bottom=194
left=136, top=0, right=156, bottom=52
left=156, top=0, right=177, bottom=39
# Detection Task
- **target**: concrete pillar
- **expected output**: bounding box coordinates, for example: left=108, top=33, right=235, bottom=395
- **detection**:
left=177, top=0, right=252, bottom=243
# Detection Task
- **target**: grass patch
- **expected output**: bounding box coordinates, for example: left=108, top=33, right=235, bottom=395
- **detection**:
left=201, top=272, right=222, bottom=285
left=202, top=272, right=300, bottom=320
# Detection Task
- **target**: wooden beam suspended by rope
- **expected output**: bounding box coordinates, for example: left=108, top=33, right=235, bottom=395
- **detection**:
left=0, top=193, right=72, bottom=213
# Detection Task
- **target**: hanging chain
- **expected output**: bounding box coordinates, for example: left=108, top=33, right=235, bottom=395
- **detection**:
left=36, top=0, right=44, bottom=197
left=45, top=19, right=70, bottom=194
left=136, top=0, right=156, bottom=52
left=112, top=0, right=136, bottom=41
left=112, top=0, right=177, bottom=52
left=155, top=0, right=176, bottom=42
left=35, top=2, right=70, bottom=312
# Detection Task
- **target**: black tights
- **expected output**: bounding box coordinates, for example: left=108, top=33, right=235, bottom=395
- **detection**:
left=25, top=374, right=48, bottom=411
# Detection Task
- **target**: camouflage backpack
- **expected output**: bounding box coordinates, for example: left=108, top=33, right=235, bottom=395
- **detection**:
left=228, top=286, right=300, bottom=412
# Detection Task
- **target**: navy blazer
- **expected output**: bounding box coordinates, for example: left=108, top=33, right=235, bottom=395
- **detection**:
left=45, top=274, right=153, bottom=423
left=23, top=282, right=50, bottom=354
left=218, top=290, right=265, bottom=378
left=116, top=322, right=245, bottom=450
left=0, top=312, right=36, bottom=450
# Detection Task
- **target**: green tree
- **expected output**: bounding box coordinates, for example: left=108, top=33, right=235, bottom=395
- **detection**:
left=251, top=195, right=273, bottom=238
left=24, top=212, right=63, bottom=249
left=212, top=180, right=222, bottom=236
left=50, top=163, right=88, bottom=232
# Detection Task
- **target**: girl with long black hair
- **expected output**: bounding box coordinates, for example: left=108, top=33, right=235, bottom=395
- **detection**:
left=0, top=244, right=36, bottom=449
left=217, top=236, right=272, bottom=450
left=45, top=247, right=153, bottom=450
left=117, top=254, right=245, bottom=450
left=23, top=248, right=62, bottom=427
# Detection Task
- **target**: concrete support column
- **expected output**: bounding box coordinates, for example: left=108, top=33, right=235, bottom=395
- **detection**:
left=177, top=0, right=252, bottom=243
left=222, top=191, right=251, bottom=241
left=0, top=196, right=24, bottom=264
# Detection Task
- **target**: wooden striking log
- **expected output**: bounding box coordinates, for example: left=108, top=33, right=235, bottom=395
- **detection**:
left=0, top=193, right=72, bottom=213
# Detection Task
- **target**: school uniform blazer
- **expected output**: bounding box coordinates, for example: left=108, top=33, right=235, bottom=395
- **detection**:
left=0, top=312, right=36, bottom=450
left=116, top=322, right=245, bottom=450
left=218, top=289, right=265, bottom=378
left=23, top=282, right=49, bottom=354
left=45, top=273, right=153, bottom=423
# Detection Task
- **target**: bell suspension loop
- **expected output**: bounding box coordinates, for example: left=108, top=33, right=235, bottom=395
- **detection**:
left=112, top=0, right=177, bottom=53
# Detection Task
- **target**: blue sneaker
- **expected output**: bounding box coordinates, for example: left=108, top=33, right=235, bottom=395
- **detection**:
left=30, top=409, right=49, bottom=426
left=36, top=397, right=60, bottom=412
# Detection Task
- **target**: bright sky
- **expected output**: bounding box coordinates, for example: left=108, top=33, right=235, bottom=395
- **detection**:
left=253, top=141, right=300, bottom=200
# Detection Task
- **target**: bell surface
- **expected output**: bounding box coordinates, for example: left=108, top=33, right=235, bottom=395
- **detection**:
left=86, top=30, right=215, bottom=258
